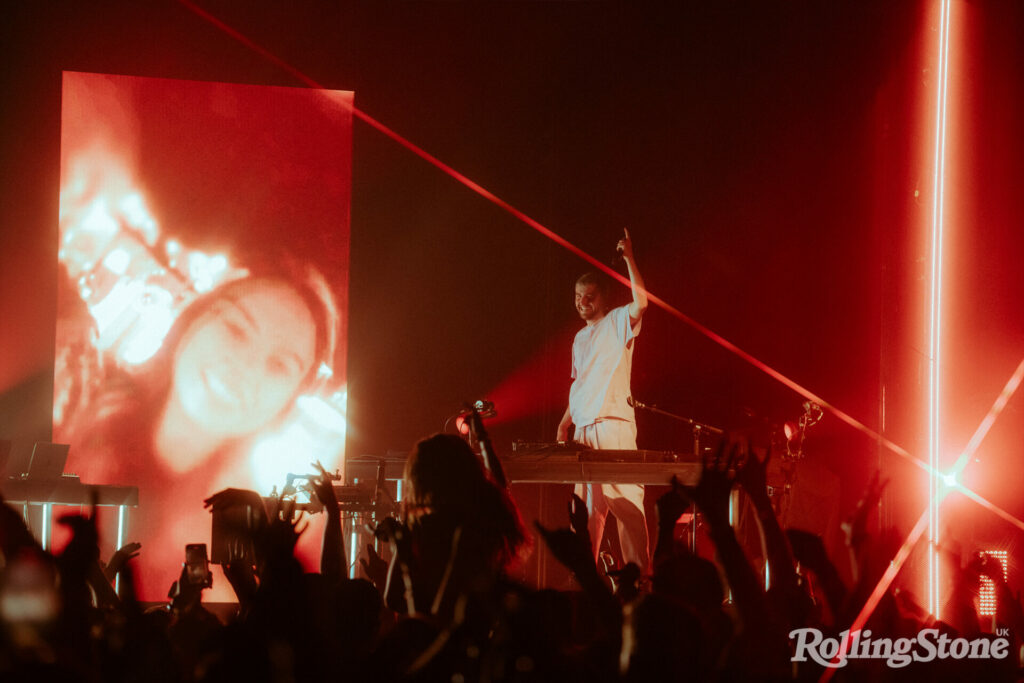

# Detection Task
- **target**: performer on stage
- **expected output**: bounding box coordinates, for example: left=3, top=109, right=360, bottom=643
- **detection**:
left=556, top=228, right=649, bottom=571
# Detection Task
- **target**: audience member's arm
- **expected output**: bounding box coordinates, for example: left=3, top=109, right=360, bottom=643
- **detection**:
left=653, top=478, right=690, bottom=565
left=943, top=551, right=983, bottom=638
left=787, top=529, right=847, bottom=622
left=682, top=443, right=767, bottom=631
left=535, top=520, right=619, bottom=627
left=360, top=543, right=389, bottom=592
left=841, top=470, right=886, bottom=584
left=223, top=558, right=259, bottom=616
left=88, top=559, right=122, bottom=609
left=536, top=493, right=619, bottom=630
left=378, top=517, right=417, bottom=615
left=312, top=462, right=345, bottom=583
left=102, top=541, right=141, bottom=584
left=736, top=446, right=810, bottom=627
left=683, top=442, right=793, bottom=679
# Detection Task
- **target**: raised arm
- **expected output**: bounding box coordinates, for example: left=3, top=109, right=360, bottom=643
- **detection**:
left=311, top=461, right=344, bottom=584
left=619, top=228, right=648, bottom=324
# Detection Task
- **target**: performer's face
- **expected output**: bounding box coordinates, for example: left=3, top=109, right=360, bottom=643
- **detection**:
left=172, top=279, right=317, bottom=437
left=575, top=282, right=605, bottom=321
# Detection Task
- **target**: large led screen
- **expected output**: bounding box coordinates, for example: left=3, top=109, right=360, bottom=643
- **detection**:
left=55, top=72, right=352, bottom=600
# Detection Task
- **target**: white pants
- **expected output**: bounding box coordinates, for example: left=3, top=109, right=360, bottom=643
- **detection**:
left=574, top=419, right=650, bottom=571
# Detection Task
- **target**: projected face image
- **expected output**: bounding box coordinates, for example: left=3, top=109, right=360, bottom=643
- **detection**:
left=171, top=279, right=316, bottom=437
left=54, top=72, right=353, bottom=601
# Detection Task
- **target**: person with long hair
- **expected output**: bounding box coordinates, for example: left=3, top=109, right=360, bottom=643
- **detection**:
left=385, top=433, right=528, bottom=618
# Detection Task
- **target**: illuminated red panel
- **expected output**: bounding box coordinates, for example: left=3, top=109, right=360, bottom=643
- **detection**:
left=55, top=72, right=351, bottom=600
left=977, top=550, right=1007, bottom=617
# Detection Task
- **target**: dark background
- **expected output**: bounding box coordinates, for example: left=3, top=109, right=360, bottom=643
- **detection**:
left=2, top=1, right=1023, bottom=592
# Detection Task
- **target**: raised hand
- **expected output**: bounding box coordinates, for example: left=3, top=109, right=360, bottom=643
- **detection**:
left=535, top=521, right=594, bottom=577
left=103, top=541, right=142, bottom=583
left=58, top=510, right=100, bottom=569
left=360, top=543, right=389, bottom=590
left=737, top=445, right=772, bottom=508
left=169, top=564, right=205, bottom=614
left=684, top=440, right=740, bottom=525
left=653, top=476, right=693, bottom=563
left=786, top=529, right=830, bottom=573
left=310, top=461, right=340, bottom=514
left=204, top=488, right=268, bottom=520
left=375, top=517, right=413, bottom=565
left=655, top=475, right=691, bottom=529
left=568, top=492, right=591, bottom=544
left=842, top=470, right=887, bottom=549
left=253, top=508, right=307, bottom=569
left=223, top=557, right=258, bottom=607
left=617, top=228, right=635, bottom=262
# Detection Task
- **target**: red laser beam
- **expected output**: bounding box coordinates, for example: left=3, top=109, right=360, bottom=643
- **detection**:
left=819, top=357, right=1024, bottom=681
left=175, top=0, right=937, bottom=475
left=818, top=477, right=1024, bottom=683
left=177, top=2, right=1024, bottom=537
left=178, top=5, right=1024, bottom=677
left=177, top=0, right=322, bottom=89
left=954, top=487, right=1024, bottom=534
left=948, top=357, right=1024, bottom=478
left=818, top=504, right=935, bottom=683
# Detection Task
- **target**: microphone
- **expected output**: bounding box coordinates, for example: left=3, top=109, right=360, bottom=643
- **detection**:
left=627, top=396, right=646, bottom=410
left=801, top=401, right=824, bottom=427
left=461, top=399, right=497, bottom=418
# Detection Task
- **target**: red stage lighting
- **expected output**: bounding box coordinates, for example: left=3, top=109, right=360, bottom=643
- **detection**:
left=926, top=0, right=953, bottom=620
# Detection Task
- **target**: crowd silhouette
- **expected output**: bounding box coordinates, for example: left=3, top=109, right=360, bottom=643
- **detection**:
left=1, top=435, right=1020, bottom=682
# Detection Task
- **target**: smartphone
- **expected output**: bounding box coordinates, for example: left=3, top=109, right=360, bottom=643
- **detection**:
left=185, top=543, right=212, bottom=588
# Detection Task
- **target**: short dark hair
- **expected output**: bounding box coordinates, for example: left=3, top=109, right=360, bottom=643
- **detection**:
left=575, top=271, right=610, bottom=298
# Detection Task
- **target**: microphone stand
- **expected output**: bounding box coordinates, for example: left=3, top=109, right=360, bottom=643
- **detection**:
left=629, top=397, right=722, bottom=555
left=463, top=403, right=507, bottom=489
left=628, top=397, right=723, bottom=456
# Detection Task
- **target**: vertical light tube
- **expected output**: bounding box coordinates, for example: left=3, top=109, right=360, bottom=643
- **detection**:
left=41, top=503, right=50, bottom=551
left=349, top=526, right=359, bottom=579
left=116, top=504, right=127, bottom=595
left=927, top=0, right=952, bottom=618
left=350, top=477, right=359, bottom=579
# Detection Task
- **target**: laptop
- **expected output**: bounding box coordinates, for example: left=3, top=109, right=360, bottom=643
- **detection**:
left=24, top=442, right=71, bottom=480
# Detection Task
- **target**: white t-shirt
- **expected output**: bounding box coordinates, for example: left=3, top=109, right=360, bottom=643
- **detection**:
left=568, top=304, right=641, bottom=429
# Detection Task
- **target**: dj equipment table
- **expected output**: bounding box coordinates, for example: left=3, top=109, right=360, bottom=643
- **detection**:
left=1, top=477, right=139, bottom=552
left=500, top=447, right=700, bottom=486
